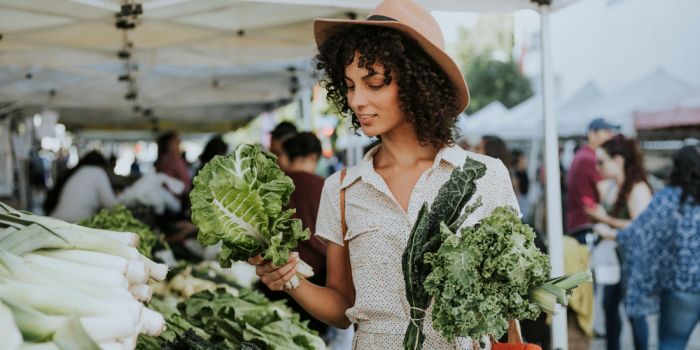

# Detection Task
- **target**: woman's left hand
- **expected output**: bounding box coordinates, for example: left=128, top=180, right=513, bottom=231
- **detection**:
left=593, top=223, right=618, bottom=241
left=584, top=204, right=610, bottom=224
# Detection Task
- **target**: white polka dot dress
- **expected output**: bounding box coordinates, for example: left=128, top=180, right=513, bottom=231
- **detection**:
left=316, top=145, right=520, bottom=350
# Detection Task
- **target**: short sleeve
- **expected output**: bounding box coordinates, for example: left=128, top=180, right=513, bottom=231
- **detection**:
left=314, top=172, right=344, bottom=246
left=492, top=159, right=521, bottom=217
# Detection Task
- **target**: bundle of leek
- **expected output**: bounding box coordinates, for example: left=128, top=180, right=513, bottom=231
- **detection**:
left=0, top=202, right=170, bottom=350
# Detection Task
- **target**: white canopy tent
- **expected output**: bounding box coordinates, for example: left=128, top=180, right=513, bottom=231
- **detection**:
left=0, top=0, right=579, bottom=346
left=460, top=81, right=605, bottom=140
left=461, top=69, right=692, bottom=140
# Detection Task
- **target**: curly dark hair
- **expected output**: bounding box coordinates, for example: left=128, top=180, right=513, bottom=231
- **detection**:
left=669, top=145, right=700, bottom=213
left=313, top=25, right=460, bottom=149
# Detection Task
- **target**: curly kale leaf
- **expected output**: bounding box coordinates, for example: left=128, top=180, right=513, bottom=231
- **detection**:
left=425, top=207, right=551, bottom=342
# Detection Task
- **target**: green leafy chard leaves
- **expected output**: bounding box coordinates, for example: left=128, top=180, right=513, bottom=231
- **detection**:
left=191, top=144, right=310, bottom=268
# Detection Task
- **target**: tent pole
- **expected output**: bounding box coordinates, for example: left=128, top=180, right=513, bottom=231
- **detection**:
left=301, top=86, right=313, bottom=132
left=539, top=4, right=568, bottom=350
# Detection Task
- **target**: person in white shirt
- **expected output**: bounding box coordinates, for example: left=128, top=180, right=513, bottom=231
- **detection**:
left=45, top=151, right=116, bottom=223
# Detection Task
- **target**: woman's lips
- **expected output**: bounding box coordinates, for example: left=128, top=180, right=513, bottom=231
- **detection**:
left=358, top=114, right=377, bottom=125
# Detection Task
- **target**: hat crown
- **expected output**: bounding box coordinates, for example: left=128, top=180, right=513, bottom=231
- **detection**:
left=368, top=0, right=445, bottom=50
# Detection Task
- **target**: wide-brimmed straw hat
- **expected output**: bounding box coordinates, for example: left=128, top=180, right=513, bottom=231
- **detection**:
left=314, top=0, right=470, bottom=114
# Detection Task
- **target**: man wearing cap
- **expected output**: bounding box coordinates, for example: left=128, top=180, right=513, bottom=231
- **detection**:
left=566, top=118, right=618, bottom=231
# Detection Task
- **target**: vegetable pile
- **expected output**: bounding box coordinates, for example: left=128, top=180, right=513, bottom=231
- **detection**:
left=401, top=159, right=592, bottom=349
left=137, top=286, right=325, bottom=350
left=78, top=204, right=168, bottom=258
left=0, top=201, right=170, bottom=350
left=179, top=287, right=325, bottom=350
left=191, top=144, right=313, bottom=290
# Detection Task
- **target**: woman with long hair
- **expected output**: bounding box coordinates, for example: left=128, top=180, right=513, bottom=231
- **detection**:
left=247, top=0, right=519, bottom=347
left=155, top=131, right=192, bottom=198
left=586, top=137, right=653, bottom=350
left=45, top=151, right=116, bottom=223
left=595, top=144, right=700, bottom=349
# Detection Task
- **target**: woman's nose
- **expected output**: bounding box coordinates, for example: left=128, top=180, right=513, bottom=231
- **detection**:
left=348, top=89, right=368, bottom=111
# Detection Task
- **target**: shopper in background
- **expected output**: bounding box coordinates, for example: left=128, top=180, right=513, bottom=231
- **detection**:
left=45, top=151, right=116, bottom=223
left=566, top=118, right=617, bottom=231
left=474, top=135, right=511, bottom=171
left=586, top=136, right=653, bottom=350
left=595, top=144, right=700, bottom=350
left=155, top=131, right=192, bottom=198
left=512, top=150, right=530, bottom=221
left=269, top=121, right=298, bottom=172
left=259, top=132, right=329, bottom=334
left=196, top=136, right=228, bottom=174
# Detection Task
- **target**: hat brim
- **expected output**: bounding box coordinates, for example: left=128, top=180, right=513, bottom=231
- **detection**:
left=314, top=19, right=469, bottom=114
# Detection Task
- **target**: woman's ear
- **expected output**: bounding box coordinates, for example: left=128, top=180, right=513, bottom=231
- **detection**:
left=613, top=155, right=625, bottom=167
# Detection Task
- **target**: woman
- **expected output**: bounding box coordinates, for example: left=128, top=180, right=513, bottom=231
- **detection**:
left=585, top=137, right=653, bottom=350
left=248, top=0, right=519, bottom=348
left=474, top=135, right=511, bottom=171
left=45, top=151, right=116, bottom=223
left=595, top=145, right=700, bottom=350
left=155, top=131, right=192, bottom=198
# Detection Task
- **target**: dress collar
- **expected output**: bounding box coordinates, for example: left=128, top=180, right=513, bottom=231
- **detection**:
left=339, top=144, right=464, bottom=189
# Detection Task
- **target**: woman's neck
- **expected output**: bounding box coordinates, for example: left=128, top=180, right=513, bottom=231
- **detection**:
left=287, top=158, right=317, bottom=174
left=374, top=122, right=440, bottom=168
left=615, top=173, right=625, bottom=188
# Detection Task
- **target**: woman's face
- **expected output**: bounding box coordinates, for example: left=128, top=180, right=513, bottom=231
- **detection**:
left=345, top=52, right=406, bottom=138
left=168, top=136, right=180, bottom=155
left=597, top=149, right=624, bottom=179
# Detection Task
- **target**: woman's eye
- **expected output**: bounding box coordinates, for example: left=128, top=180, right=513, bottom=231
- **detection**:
left=347, top=86, right=355, bottom=91
left=369, top=85, right=382, bottom=90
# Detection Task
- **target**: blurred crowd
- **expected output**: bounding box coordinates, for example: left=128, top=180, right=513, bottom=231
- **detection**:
left=38, top=118, right=700, bottom=350
left=461, top=120, right=700, bottom=350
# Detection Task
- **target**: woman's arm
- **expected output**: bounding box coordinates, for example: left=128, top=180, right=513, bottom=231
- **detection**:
left=249, top=242, right=352, bottom=329
left=627, top=182, right=653, bottom=219
left=96, top=169, right=117, bottom=210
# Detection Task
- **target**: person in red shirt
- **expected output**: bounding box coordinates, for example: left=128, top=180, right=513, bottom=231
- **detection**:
left=565, top=118, right=618, bottom=231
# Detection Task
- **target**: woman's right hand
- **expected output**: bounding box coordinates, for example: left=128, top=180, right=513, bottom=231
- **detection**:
left=248, top=252, right=300, bottom=291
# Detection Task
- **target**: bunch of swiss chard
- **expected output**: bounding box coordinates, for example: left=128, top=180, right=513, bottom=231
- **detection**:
left=190, top=144, right=313, bottom=290
left=177, top=287, right=325, bottom=350
left=401, top=158, right=592, bottom=349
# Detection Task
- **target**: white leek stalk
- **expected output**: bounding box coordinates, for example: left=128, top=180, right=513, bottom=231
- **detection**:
left=0, top=210, right=139, bottom=248
left=0, top=251, right=132, bottom=302
left=139, top=308, right=165, bottom=337
left=99, top=343, right=125, bottom=350
left=125, top=260, right=149, bottom=285
left=3, top=297, right=134, bottom=343
left=0, top=223, right=140, bottom=261
left=283, top=259, right=314, bottom=290
left=34, top=250, right=129, bottom=276
left=0, top=301, right=22, bottom=350
left=23, top=253, right=128, bottom=288
left=128, top=284, right=152, bottom=303
left=0, top=278, right=142, bottom=324
left=140, top=255, right=168, bottom=281
left=0, top=253, right=163, bottom=335
left=19, top=343, right=60, bottom=350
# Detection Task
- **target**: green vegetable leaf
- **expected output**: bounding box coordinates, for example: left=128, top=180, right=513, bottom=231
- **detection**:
left=191, top=144, right=309, bottom=268
left=78, top=204, right=167, bottom=258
